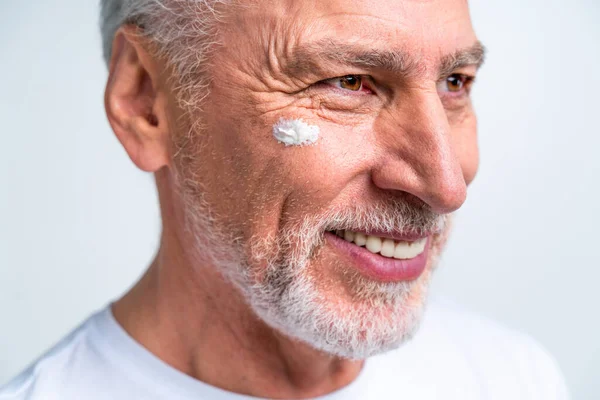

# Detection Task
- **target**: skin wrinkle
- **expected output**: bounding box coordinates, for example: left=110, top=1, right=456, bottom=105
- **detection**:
left=106, top=0, right=484, bottom=398
left=288, top=39, right=418, bottom=79
left=284, top=40, right=485, bottom=91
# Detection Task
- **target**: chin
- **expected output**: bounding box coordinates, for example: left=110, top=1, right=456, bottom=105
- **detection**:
left=247, top=251, right=436, bottom=360
left=202, top=198, right=454, bottom=359
left=242, top=216, right=453, bottom=359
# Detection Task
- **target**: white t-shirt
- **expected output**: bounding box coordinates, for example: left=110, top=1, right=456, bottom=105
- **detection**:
left=0, top=299, right=569, bottom=400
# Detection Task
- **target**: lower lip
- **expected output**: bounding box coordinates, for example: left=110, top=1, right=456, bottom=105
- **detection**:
left=324, top=232, right=430, bottom=282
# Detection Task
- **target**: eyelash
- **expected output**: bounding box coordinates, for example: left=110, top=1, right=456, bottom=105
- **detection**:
left=314, top=73, right=476, bottom=103
left=318, top=75, right=373, bottom=95
left=438, top=74, right=476, bottom=97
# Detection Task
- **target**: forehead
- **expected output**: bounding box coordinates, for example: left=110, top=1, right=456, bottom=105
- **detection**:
left=235, top=0, right=477, bottom=65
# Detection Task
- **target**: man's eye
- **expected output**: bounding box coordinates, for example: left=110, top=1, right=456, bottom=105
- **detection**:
left=325, top=75, right=364, bottom=91
left=439, top=74, right=474, bottom=93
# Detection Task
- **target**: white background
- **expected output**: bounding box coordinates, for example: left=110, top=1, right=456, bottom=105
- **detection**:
left=0, top=0, right=598, bottom=398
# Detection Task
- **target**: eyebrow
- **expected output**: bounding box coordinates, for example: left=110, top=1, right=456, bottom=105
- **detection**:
left=287, top=39, right=486, bottom=79
left=438, top=42, right=486, bottom=77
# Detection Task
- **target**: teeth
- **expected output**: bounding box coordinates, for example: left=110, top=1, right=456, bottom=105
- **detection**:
left=365, top=235, right=382, bottom=253
left=343, top=230, right=355, bottom=242
left=334, top=230, right=427, bottom=260
left=394, top=241, right=412, bottom=259
left=380, top=239, right=395, bottom=257
left=354, top=232, right=367, bottom=247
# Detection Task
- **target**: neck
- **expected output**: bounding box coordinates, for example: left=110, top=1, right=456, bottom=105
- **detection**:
left=112, top=224, right=363, bottom=399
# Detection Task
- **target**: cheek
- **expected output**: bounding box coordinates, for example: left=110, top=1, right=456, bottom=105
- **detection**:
left=451, top=112, right=479, bottom=186
left=197, top=100, right=378, bottom=238
left=280, top=120, right=378, bottom=190
left=256, top=124, right=377, bottom=228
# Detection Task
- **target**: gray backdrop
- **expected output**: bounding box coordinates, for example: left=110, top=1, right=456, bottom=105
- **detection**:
left=0, top=0, right=598, bottom=398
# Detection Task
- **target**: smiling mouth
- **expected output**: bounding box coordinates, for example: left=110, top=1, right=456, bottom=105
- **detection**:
left=325, top=229, right=430, bottom=282
left=329, top=230, right=428, bottom=260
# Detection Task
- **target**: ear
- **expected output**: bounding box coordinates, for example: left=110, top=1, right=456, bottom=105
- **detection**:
left=104, top=25, right=170, bottom=172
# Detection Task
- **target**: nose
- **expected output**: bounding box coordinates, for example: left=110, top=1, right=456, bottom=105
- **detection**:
left=371, top=91, right=467, bottom=215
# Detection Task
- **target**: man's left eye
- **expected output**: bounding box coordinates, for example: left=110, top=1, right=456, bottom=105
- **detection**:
left=439, top=74, right=474, bottom=94
left=325, top=75, right=364, bottom=91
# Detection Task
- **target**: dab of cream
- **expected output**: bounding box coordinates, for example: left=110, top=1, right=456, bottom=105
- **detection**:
left=272, top=118, right=320, bottom=146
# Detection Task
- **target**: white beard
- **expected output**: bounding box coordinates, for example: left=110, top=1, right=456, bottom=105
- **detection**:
left=248, top=258, right=433, bottom=359
left=177, top=176, right=447, bottom=359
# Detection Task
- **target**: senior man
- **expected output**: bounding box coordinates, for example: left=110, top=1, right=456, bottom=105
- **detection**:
left=0, top=0, right=569, bottom=399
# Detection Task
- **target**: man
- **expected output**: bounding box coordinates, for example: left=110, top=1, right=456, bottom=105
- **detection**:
left=0, top=0, right=569, bottom=399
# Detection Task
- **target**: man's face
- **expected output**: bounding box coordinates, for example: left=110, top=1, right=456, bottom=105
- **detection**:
left=169, top=0, right=480, bottom=358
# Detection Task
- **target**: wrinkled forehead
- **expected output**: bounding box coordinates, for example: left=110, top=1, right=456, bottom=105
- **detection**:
left=225, top=0, right=477, bottom=69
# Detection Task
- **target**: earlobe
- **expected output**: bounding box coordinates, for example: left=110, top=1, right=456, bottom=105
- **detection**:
left=104, top=26, right=170, bottom=172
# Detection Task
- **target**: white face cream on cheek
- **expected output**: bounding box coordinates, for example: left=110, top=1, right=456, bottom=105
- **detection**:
left=272, top=118, right=320, bottom=146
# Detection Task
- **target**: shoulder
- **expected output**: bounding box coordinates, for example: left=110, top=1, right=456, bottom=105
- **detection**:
left=0, top=311, right=105, bottom=400
left=420, top=298, right=570, bottom=399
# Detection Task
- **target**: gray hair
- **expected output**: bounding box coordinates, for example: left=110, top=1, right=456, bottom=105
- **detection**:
left=99, top=0, right=231, bottom=104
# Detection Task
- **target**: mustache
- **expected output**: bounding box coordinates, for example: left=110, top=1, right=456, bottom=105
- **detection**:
left=318, top=198, right=446, bottom=237
left=273, top=197, right=446, bottom=261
